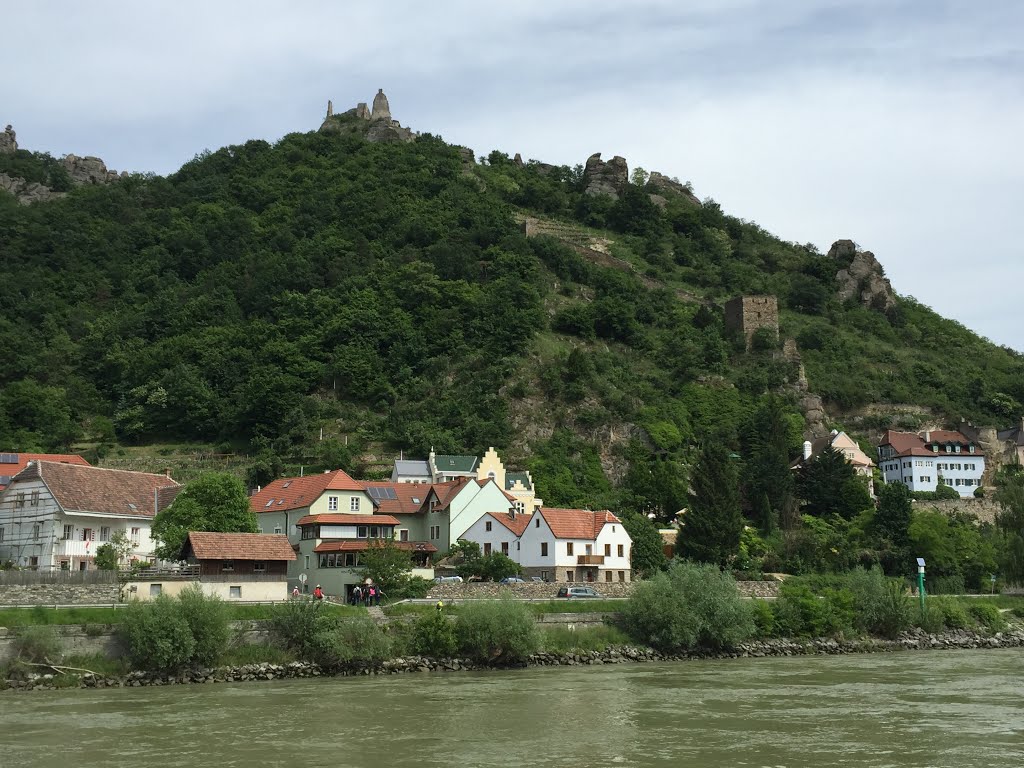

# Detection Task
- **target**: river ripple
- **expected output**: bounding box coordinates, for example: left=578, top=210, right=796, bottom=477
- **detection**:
left=2, top=649, right=1022, bottom=768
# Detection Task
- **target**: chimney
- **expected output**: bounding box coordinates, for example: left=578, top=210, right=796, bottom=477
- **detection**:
left=163, top=467, right=172, bottom=479
left=802, top=440, right=812, bottom=461
left=924, top=431, right=931, bottom=443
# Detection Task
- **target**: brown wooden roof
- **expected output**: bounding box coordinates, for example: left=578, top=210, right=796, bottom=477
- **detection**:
left=15, top=461, right=178, bottom=517
left=184, top=532, right=296, bottom=561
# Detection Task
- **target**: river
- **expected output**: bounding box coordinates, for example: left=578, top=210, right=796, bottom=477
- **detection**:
left=3, top=649, right=1023, bottom=767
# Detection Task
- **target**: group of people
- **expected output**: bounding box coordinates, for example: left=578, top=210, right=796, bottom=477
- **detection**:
left=350, top=584, right=382, bottom=606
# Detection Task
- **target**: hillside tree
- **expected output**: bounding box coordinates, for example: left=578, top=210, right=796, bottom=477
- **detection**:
left=676, top=443, right=743, bottom=567
left=151, top=472, right=258, bottom=561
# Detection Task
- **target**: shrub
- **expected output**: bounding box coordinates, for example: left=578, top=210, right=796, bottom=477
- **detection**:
left=935, top=598, right=971, bottom=630
left=120, top=596, right=196, bottom=671
left=966, top=602, right=1007, bottom=632
left=620, top=561, right=754, bottom=651
left=269, top=597, right=325, bottom=656
left=773, top=582, right=854, bottom=638
left=412, top=611, right=458, bottom=658
left=176, top=585, right=230, bottom=666
left=540, top=624, right=631, bottom=653
left=455, top=598, right=539, bottom=664
left=750, top=600, right=776, bottom=639
left=843, top=567, right=911, bottom=638
left=13, top=626, right=62, bottom=663
left=311, top=617, right=393, bottom=667
left=915, top=601, right=945, bottom=633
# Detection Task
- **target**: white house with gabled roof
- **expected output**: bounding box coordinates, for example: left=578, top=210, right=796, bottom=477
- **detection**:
left=515, top=507, right=632, bottom=584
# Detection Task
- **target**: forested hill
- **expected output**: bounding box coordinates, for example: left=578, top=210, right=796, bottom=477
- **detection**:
left=1, top=112, right=1022, bottom=511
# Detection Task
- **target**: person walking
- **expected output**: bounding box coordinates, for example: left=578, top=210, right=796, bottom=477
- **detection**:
left=352, top=585, right=362, bottom=606
left=313, top=584, right=324, bottom=601
left=292, top=586, right=300, bottom=598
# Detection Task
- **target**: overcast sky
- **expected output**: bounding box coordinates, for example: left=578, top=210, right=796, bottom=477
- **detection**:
left=6, top=1, right=1022, bottom=351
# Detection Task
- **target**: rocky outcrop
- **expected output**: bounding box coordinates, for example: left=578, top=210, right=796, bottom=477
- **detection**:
left=647, top=171, right=700, bottom=206
left=62, top=154, right=122, bottom=185
left=0, top=124, right=16, bottom=154
left=583, top=152, right=629, bottom=198
left=0, top=173, right=64, bottom=204
left=319, top=89, right=416, bottom=144
left=829, top=239, right=897, bottom=312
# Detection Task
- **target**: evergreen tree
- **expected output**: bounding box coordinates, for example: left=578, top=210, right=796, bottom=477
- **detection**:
left=995, top=473, right=1024, bottom=585
left=872, top=481, right=913, bottom=575
left=743, top=397, right=799, bottom=531
left=798, top=445, right=872, bottom=519
left=677, top=443, right=743, bottom=566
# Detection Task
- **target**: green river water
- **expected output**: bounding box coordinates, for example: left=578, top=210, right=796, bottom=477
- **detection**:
left=2, top=649, right=1022, bottom=768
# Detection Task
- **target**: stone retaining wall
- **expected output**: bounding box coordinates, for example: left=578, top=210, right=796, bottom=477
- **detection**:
left=0, top=583, right=121, bottom=606
left=425, top=580, right=779, bottom=600
left=921, top=498, right=1002, bottom=525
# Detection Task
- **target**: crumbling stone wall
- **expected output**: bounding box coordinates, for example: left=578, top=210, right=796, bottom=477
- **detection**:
left=0, top=582, right=120, bottom=606
left=724, top=295, right=779, bottom=347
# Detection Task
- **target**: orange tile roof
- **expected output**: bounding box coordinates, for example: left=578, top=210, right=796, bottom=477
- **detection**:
left=314, top=540, right=437, bottom=553
left=430, top=477, right=471, bottom=509
left=0, top=453, right=90, bottom=491
left=296, top=513, right=400, bottom=527
left=360, top=481, right=432, bottom=515
left=13, top=461, right=178, bottom=517
left=540, top=508, right=620, bottom=540
left=488, top=512, right=532, bottom=536
left=250, top=469, right=370, bottom=513
left=881, top=430, right=983, bottom=457
left=185, top=532, right=296, bottom=561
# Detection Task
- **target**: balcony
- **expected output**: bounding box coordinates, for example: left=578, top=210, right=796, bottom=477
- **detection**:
left=577, top=554, right=605, bottom=565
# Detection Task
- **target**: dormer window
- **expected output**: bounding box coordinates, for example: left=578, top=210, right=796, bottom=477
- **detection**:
left=955, top=445, right=961, bottom=453
left=945, top=445, right=952, bottom=453
left=969, top=445, right=975, bottom=453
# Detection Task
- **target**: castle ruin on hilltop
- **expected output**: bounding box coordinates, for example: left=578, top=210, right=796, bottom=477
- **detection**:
left=319, top=89, right=416, bottom=144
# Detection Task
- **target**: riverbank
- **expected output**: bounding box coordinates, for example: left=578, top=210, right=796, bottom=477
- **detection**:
left=5, top=627, right=1023, bottom=692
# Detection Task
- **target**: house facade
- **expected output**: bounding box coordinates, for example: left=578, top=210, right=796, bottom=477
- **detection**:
left=0, top=461, right=179, bottom=570
left=793, top=430, right=876, bottom=494
left=460, top=510, right=531, bottom=560
left=877, top=430, right=985, bottom=497
left=514, top=507, right=632, bottom=583
left=127, top=532, right=295, bottom=602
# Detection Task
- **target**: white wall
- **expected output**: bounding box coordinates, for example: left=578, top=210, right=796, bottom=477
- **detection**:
left=126, top=579, right=288, bottom=602
left=460, top=514, right=521, bottom=560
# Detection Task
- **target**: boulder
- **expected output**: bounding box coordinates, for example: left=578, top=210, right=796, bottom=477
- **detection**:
left=583, top=152, right=629, bottom=199
left=62, top=154, right=118, bottom=185
left=0, top=124, right=16, bottom=154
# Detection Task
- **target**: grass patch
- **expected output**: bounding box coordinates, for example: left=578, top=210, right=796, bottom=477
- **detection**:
left=539, top=624, right=631, bottom=652
left=527, top=600, right=625, bottom=615
left=0, top=601, right=362, bottom=627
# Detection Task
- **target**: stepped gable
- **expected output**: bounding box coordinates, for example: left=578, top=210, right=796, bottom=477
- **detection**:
left=583, top=152, right=629, bottom=199
left=319, top=88, right=415, bottom=144
left=0, top=124, right=16, bottom=154
left=828, top=239, right=896, bottom=312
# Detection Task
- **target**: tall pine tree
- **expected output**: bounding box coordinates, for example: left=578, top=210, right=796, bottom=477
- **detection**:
left=677, top=442, right=743, bottom=567
left=798, top=445, right=872, bottom=519
left=743, top=396, right=800, bottom=531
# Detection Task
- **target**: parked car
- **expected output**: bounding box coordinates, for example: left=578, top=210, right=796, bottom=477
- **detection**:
left=433, top=575, right=463, bottom=584
left=557, top=586, right=603, bottom=598
left=500, top=576, right=526, bottom=584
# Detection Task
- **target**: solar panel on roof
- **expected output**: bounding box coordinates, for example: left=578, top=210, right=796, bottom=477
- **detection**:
left=0, top=453, right=18, bottom=464
left=0, top=476, right=11, bottom=485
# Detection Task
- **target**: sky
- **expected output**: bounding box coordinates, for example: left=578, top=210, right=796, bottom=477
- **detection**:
left=5, top=1, right=1023, bottom=351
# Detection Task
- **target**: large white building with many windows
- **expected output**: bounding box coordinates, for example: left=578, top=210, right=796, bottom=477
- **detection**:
left=877, top=430, right=985, bottom=498
left=0, top=461, right=180, bottom=570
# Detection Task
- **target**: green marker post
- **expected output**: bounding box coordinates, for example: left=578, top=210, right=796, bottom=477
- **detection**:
left=916, top=557, right=926, bottom=612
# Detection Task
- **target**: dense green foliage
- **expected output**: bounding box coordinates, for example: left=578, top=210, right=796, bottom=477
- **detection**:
left=455, top=597, right=539, bottom=663
left=119, top=588, right=231, bottom=671
left=620, top=561, right=754, bottom=651
left=357, top=537, right=414, bottom=596
left=677, top=444, right=743, bottom=566
left=270, top=597, right=391, bottom=667
left=151, top=472, right=258, bottom=560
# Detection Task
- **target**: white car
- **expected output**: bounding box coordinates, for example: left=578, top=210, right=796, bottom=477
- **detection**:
left=433, top=575, right=463, bottom=584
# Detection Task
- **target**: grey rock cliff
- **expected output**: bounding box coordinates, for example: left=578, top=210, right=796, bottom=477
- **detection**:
left=0, top=124, right=16, bottom=154
left=319, top=89, right=415, bottom=144
left=647, top=171, right=700, bottom=206
left=829, top=239, right=897, bottom=312
left=583, top=153, right=629, bottom=199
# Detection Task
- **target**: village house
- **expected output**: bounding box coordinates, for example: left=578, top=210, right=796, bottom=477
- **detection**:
left=877, top=429, right=985, bottom=498
left=0, top=461, right=179, bottom=570
left=513, top=507, right=632, bottom=583
left=127, top=531, right=295, bottom=601
left=460, top=509, right=532, bottom=560
left=0, top=452, right=91, bottom=492
left=791, top=429, right=876, bottom=494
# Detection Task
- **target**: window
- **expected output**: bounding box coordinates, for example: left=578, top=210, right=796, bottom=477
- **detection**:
left=30, top=490, right=40, bottom=506
left=605, top=571, right=613, bottom=582
left=81, top=528, right=94, bottom=541
left=319, top=554, right=328, bottom=568
left=301, top=526, right=315, bottom=540
left=328, top=496, right=339, bottom=511
left=400, top=529, right=409, bottom=542
left=16, top=492, right=25, bottom=507
left=357, top=526, right=368, bottom=539
left=0, top=527, right=4, bottom=543
left=567, top=571, right=574, bottom=582
left=274, top=526, right=283, bottom=535
left=229, top=586, right=242, bottom=599
left=540, top=570, right=549, bottom=581
left=485, top=521, right=492, bottom=532
left=62, top=524, right=74, bottom=540
left=515, top=502, right=525, bottom=514
left=222, top=560, right=235, bottom=572
left=618, top=571, right=625, bottom=582
left=501, top=542, right=509, bottom=556
left=327, top=554, right=336, bottom=567
left=566, top=542, right=574, bottom=556
left=28, top=556, right=38, bottom=570
left=541, top=542, right=548, bottom=557
left=304, top=555, right=310, bottom=569
left=131, top=527, right=141, bottom=546
left=343, top=553, right=357, bottom=567
left=617, top=544, right=624, bottom=557
left=484, top=543, right=492, bottom=556
left=150, top=584, right=162, bottom=597
left=60, top=560, right=69, bottom=570
left=516, top=541, right=520, bottom=551
left=604, top=544, right=611, bottom=557
left=254, top=561, right=267, bottom=573
left=100, top=527, right=111, bottom=542
left=350, top=497, right=360, bottom=512
left=535, top=518, right=540, bottom=528
left=368, top=526, right=380, bottom=539
left=33, top=523, right=41, bottom=540
left=430, top=525, right=440, bottom=540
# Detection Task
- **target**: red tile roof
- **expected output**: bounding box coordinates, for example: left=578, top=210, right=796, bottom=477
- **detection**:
left=250, top=469, right=370, bottom=513
left=13, top=461, right=178, bottom=517
left=881, top=430, right=984, bottom=457
left=360, top=481, right=432, bottom=515
left=296, top=514, right=400, bottom=527
left=540, top=508, right=620, bottom=541
left=314, top=540, right=437, bottom=553
left=430, top=478, right=471, bottom=510
left=185, top=532, right=296, bottom=561
left=0, top=453, right=90, bottom=491
left=488, top=512, right=532, bottom=536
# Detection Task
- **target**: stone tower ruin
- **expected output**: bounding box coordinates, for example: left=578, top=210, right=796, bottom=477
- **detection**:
left=724, top=295, right=779, bottom=348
